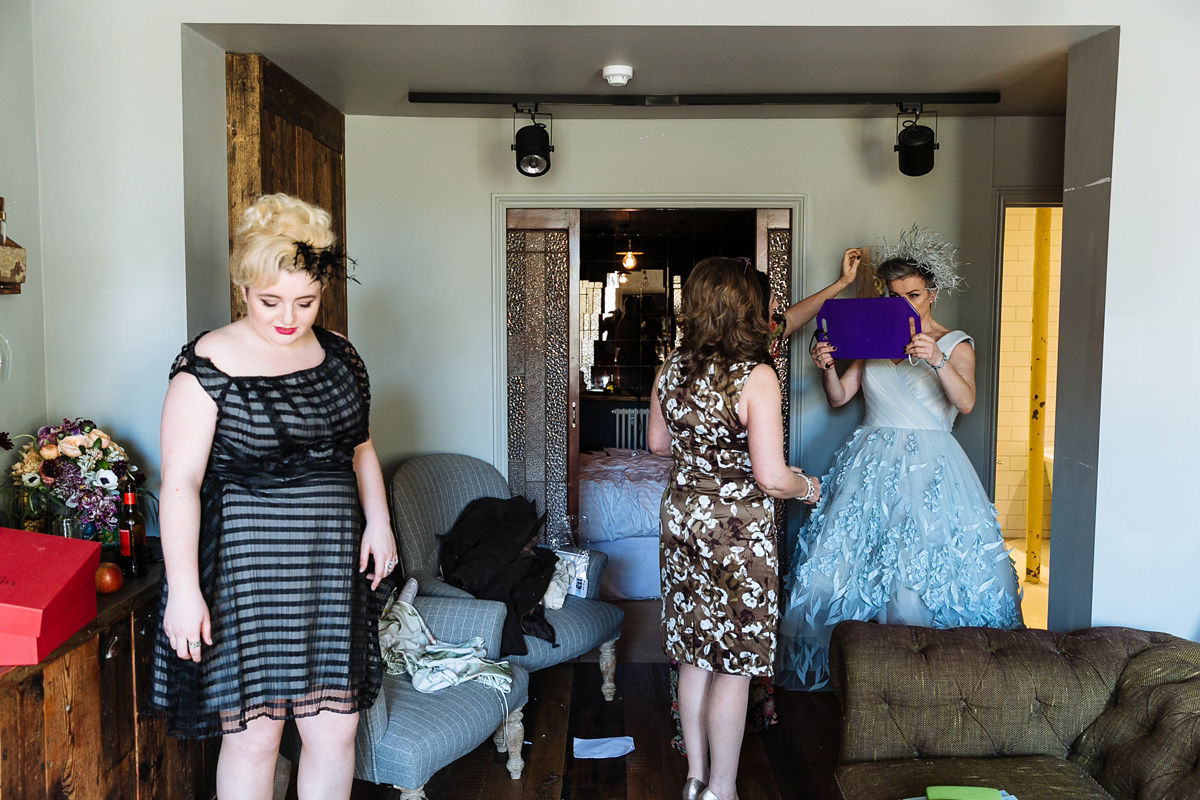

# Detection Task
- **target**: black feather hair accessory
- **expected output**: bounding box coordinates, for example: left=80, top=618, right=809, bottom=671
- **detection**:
left=292, top=241, right=360, bottom=285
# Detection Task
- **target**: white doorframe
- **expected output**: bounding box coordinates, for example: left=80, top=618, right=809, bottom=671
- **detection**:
left=490, top=193, right=809, bottom=474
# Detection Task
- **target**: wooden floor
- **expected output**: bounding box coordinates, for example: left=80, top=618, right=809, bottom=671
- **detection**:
left=347, top=662, right=841, bottom=800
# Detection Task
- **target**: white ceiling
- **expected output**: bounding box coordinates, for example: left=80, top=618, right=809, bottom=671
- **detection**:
left=188, top=24, right=1109, bottom=119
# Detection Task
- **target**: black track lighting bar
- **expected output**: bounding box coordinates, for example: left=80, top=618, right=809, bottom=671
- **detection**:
left=410, top=91, right=1000, bottom=107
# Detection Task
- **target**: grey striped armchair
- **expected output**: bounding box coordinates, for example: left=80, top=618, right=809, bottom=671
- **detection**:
left=390, top=453, right=624, bottom=700
left=282, top=594, right=529, bottom=799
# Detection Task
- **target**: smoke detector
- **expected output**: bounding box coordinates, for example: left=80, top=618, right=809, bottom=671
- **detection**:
left=602, top=65, right=634, bottom=87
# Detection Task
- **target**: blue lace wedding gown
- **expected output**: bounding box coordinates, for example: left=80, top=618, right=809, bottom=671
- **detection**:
left=777, top=331, right=1022, bottom=690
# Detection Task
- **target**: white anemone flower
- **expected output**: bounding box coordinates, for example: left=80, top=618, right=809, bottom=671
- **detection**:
left=93, top=469, right=119, bottom=491
left=20, top=472, right=42, bottom=488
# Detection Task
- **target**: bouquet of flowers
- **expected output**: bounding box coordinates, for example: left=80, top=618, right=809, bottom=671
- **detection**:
left=0, top=418, right=152, bottom=543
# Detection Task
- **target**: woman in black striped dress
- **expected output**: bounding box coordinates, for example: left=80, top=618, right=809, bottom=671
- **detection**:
left=150, top=194, right=396, bottom=800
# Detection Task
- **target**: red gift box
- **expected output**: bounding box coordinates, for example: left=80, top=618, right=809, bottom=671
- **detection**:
left=0, top=527, right=101, bottom=665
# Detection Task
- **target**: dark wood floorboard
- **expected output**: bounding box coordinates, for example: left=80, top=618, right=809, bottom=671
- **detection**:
left=518, top=660, right=574, bottom=800
left=338, top=663, right=839, bottom=800
left=565, top=662, right=628, bottom=800
left=759, top=688, right=841, bottom=800
left=623, top=662, right=687, bottom=800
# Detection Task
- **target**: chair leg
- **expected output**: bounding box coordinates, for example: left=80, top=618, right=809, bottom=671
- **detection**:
left=599, top=639, right=618, bottom=701
left=504, top=708, right=525, bottom=779
left=396, top=785, right=425, bottom=800
left=493, top=719, right=508, bottom=753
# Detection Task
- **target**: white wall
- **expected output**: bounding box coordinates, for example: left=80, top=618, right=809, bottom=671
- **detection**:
left=1090, top=17, right=1200, bottom=637
left=13, top=1, right=1200, bottom=639
left=0, top=0, right=47, bottom=439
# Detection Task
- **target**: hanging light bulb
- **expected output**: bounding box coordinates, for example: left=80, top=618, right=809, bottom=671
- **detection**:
left=617, top=238, right=642, bottom=270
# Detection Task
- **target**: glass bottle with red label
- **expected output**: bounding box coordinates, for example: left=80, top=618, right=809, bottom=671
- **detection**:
left=116, top=477, right=147, bottom=577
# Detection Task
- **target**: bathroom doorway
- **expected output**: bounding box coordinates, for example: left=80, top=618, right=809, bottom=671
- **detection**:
left=994, top=205, right=1062, bottom=629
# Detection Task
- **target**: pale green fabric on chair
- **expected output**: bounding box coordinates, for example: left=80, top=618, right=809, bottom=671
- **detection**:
left=283, top=595, right=529, bottom=799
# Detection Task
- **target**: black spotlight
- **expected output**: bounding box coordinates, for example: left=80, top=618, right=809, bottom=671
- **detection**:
left=894, top=104, right=939, bottom=177
left=512, top=105, right=553, bottom=177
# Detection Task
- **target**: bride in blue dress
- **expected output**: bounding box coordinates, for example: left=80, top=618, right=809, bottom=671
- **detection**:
left=777, top=228, right=1022, bottom=691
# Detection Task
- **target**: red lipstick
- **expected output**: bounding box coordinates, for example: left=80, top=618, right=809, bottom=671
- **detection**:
left=275, top=327, right=297, bottom=336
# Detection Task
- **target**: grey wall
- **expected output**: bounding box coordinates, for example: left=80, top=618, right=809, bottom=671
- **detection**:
left=344, top=115, right=1007, bottom=483
left=30, top=4, right=189, bottom=474
left=1049, top=29, right=1119, bottom=633
left=181, top=27, right=232, bottom=342
left=0, top=0, right=47, bottom=438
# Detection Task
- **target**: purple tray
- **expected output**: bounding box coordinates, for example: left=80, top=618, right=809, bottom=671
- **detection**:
left=815, top=297, right=921, bottom=360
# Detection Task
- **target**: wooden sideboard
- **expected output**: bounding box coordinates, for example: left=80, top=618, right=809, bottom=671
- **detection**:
left=0, top=563, right=218, bottom=799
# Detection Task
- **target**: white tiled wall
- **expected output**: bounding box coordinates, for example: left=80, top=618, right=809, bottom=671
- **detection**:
left=995, top=207, right=1061, bottom=538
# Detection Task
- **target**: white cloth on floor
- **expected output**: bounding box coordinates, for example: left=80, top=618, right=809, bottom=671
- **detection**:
left=378, top=596, right=513, bottom=694
left=573, top=736, right=635, bottom=758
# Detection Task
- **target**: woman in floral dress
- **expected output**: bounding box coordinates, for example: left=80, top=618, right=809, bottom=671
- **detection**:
left=648, top=257, right=821, bottom=800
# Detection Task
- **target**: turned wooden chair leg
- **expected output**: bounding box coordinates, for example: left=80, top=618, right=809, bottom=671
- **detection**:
left=493, top=719, right=508, bottom=753
left=504, top=708, right=525, bottom=779
left=396, top=785, right=425, bottom=800
left=599, top=639, right=618, bottom=701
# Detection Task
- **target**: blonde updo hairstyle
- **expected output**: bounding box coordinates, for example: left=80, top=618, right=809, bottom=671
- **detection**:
left=230, top=194, right=336, bottom=289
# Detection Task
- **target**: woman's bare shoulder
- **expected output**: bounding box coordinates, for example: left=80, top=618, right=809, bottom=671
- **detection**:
left=743, top=363, right=781, bottom=395
left=191, top=321, right=247, bottom=362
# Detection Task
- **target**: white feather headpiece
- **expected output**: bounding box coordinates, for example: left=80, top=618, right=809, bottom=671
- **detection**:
left=877, top=224, right=964, bottom=296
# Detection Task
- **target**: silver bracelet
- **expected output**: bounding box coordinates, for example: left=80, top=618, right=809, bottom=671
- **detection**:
left=931, top=351, right=949, bottom=371
left=799, top=474, right=815, bottom=502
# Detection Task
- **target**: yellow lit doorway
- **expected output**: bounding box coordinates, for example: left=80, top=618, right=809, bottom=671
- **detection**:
left=994, top=206, right=1061, bottom=629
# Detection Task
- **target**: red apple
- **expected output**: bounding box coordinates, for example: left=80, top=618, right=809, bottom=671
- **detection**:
left=95, top=562, right=124, bottom=594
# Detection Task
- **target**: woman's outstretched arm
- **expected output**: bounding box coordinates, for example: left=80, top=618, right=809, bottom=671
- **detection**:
left=779, top=248, right=861, bottom=337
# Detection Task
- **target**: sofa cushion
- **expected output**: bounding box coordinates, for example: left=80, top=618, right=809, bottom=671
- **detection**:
left=1072, top=631, right=1200, bottom=800
left=834, top=755, right=1113, bottom=800
left=830, top=622, right=1131, bottom=763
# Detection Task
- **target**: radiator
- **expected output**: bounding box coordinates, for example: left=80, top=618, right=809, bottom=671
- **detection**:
left=612, top=408, right=649, bottom=450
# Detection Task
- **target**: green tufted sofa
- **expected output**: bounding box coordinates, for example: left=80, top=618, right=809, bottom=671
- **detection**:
left=828, top=620, right=1200, bottom=800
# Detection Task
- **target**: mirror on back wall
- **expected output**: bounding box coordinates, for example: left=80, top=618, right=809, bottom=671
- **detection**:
left=577, top=208, right=756, bottom=454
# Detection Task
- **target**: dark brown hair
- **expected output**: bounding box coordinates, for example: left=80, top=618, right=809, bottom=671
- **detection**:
left=676, top=257, right=770, bottom=388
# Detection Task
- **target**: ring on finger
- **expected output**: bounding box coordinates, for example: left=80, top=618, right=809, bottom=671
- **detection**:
left=187, top=640, right=202, bottom=649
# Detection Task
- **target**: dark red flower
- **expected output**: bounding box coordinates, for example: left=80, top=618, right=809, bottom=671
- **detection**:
left=38, top=460, right=60, bottom=487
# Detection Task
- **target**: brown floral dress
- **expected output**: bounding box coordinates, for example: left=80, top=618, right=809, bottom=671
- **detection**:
left=657, top=350, right=777, bottom=676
